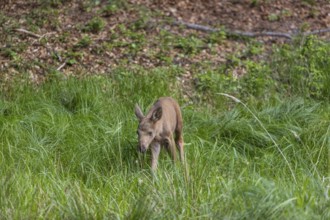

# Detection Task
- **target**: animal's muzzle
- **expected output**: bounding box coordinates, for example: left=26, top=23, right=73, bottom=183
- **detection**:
left=139, top=146, right=147, bottom=153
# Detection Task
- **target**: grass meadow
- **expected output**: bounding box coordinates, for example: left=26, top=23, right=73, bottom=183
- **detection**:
left=1, top=39, right=330, bottom=219
left=0, top=7, right=330, bottom=217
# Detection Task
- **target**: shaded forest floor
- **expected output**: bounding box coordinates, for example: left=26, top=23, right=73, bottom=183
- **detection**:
left=1, top=0, right=330, bottom=84
left=1, top=2, right=330, bottom=219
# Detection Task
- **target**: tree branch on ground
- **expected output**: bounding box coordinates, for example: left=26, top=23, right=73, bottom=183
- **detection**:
left=56, top=61, right=67, bottom=71
left=14, top=28, right=42, bottom=39
left=172, top=20, right=330, bottom=40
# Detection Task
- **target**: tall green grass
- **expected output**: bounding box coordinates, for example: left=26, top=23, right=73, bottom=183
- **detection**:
left=1, top=66, right=329, bottom=219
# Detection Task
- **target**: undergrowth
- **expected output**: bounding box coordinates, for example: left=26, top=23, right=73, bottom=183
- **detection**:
left=1, top=61, right=329, bottom=219
left=0, top=4, right=330, bottom=216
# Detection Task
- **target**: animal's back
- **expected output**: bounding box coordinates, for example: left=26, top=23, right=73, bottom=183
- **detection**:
left=156, top=97, right=182, bottom=133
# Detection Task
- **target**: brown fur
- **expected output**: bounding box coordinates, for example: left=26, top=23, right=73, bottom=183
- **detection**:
left=135, top=97, right=184, bottom=171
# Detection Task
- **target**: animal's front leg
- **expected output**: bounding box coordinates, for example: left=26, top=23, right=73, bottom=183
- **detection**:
left=151, top=142, right=161, bottom=171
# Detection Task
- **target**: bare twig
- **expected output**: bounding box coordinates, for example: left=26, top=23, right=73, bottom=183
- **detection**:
left=39, top=32, right=57, bottom=39
left=173, top=21, right=217, bottom=33
left=229, top=30, right=292, bottom=39
left=303, top=28, right=330, bottom=36
left=172, top=20, right=330, bottom=40
left=14, top=28, right=41, bottom=39
left=56, top=61, right=67, bottom=71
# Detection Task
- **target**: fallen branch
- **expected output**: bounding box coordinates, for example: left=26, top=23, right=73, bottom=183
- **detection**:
left=173, top=21, right=217, bottom=33
left=303, top=28, right=330, bottom=37
left=172, top=20, right=330, bottom=40
left=14, top=28, right=42, bottom=39
left=56, top=61, right=66, bottom=71
left=229, top=30, right=292, bottom=39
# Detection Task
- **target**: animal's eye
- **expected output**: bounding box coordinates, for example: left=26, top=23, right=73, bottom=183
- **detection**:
left=148, top=132, right=153, bottom=136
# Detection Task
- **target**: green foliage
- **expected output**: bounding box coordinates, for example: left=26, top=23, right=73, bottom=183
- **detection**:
left=100, top=0, right=128, bottom=15
left=250, top=0, right=261, bottom=7
left=130, top=9, right=152, bottom=31
left=109, top=67, right=180, bottom=105
left=63, top=50, right=84, bottom=65
left=193, top=37, right=330, bottom=106
left=107, top=24, right=147, bottom=56
left=101, top=4, right=119, bottom=15
left=244, top=41, right=264, bottom=56
left=39, top=0, right=68, bottom=8
left=207, top=29, right=227, bottom=44
left=82, top=17, right=106, bottom=34
left=75, top=35, right=92, bottom=48
left=27, top=7, right=60, bottom=29
left=302, top=0, right=316, bottom=6
left=194, top=60, right=274, bottom=108
left=271, top=36, right=330, bottom=100
left=157, top=30, right=207, bottom=56
left=268, top=13, right=280, bottom=21
left=174, top=35, right=205, bottom=55
left=0, top=12, right=8, bottom=28
left=0, top=73, right=329, bottom=219
left=1, top=48, right=20, bottom=61
left=240, top=60, right=274, bottom=98
left=1, top=2, right=330, bottom=218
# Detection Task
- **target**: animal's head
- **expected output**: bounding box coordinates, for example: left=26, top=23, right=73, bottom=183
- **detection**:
left=134, top=104, right=162, bottom=153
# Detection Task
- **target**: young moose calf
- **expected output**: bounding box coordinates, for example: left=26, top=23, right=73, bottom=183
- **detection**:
left=135, top=97, right=184, bottom=171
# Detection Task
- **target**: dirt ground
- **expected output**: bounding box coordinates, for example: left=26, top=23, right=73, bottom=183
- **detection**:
left=1, top=0, right=329, bottom=83
left=143, top=0, right=330, bottom=32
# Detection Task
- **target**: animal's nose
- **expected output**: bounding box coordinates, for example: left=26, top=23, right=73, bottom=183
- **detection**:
left=139, top=146, right=147, bottom=153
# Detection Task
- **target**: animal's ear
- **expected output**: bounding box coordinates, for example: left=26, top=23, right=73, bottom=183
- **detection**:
left=151, top=106, right=162, bottom=122
left=135, top=104, right=144, bottom=121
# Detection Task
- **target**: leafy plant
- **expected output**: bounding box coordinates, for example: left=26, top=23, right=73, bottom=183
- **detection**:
left=271, top=36, right=330, bottom=100
left=207, top=29, right=227, bottom=44
left=268, top=13, right=280, bottom=21
left=1, top=48, right=20, bottom=61
left=75, top=35, right=92, bottom=48
left=100, top=0, right=127, bottom=16
left=174, top=35, right=205, bottom=55
left=82, top=17, right=106, bottom=33
left=250, top=0, right=260, bottom=7
left=27, top=7, right=60, bottom=29
left=39, top=0, right=68, bottom=8
left=239, top=60, right=274, bottom=98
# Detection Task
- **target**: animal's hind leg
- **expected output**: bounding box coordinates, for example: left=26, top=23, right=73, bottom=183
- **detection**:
left=175, top=130, right=184, bottom=162
left=175, top=129, right=189, bottom=181
left=164, top=136, right=177, bottom=162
